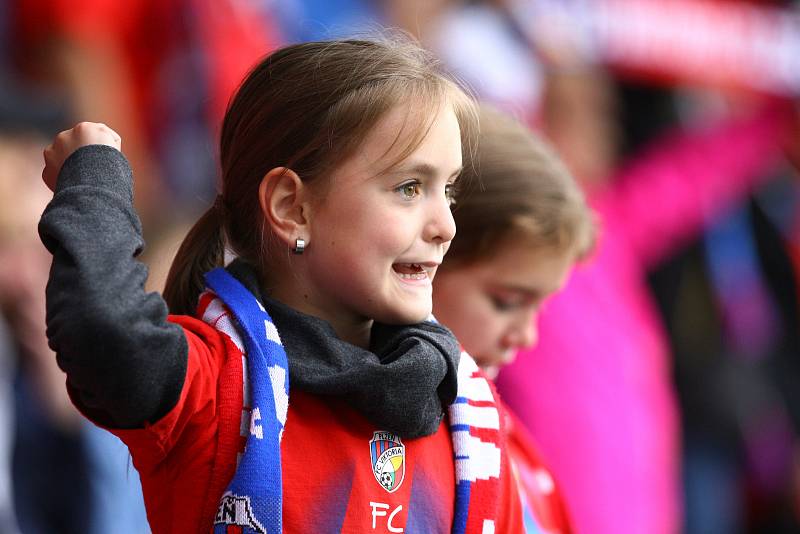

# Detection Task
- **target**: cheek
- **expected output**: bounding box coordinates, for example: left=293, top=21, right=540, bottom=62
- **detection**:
left=450, top=305, right=507, bottom=358
left=432, top=276, right=504, bottom=354
left=471, top=313, right=507, bottom=353
left=337, top=211, right=408, bottom=258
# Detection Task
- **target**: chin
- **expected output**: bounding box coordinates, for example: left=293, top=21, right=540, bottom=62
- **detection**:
left=376, top=304, right=431, bottom=326
left=481, top=366, right=499, bottom=380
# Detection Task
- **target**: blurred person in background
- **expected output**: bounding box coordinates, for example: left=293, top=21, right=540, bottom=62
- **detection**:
left=1, top=1, right=90, bottom=529
left=9, top=0, right=282, bottom=221
left=4, top=0, right=282, bottom=532
left=500, top=57, right=796, bottom=534
left=0, top=70, right=154, bottom=534
left=433, top=104, right=597, bottom=534
left=0, top=316, right=17, bottom=533
left=646, top=87, right=800, bottom=533
left=0, top=82, right=91, bottom=534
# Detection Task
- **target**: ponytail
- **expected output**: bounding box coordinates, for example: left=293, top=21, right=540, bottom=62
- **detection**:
left=163, top=199, right=226, bottom=315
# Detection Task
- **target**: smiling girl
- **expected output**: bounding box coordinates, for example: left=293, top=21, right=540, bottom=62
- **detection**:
left=38, top=39, right=523, bottom=533
left=433, top=106, right=596, bottom=533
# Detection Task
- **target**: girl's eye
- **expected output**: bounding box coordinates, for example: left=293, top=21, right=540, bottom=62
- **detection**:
left=490, top=296, right=518, bottom=312
left=490, top=295, right=541, bottom=313
left=445, top=183, right=457, bottom=206
left=396, top=181, right=422, bottom=200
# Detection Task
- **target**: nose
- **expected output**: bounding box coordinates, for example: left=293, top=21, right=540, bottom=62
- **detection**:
left=423, top=193, right=456, bottom=244
left=519, top=319, right=538, bottom=350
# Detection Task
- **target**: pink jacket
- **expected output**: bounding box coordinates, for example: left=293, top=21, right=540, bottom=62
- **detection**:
left=496, top=105, right=791, bottom=534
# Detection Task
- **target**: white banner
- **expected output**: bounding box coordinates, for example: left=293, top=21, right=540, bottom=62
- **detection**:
left=513, top=0, right=800, bottom=95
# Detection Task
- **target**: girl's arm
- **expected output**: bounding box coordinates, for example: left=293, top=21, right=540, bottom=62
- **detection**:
left=38, top=123, right=187, bottom=428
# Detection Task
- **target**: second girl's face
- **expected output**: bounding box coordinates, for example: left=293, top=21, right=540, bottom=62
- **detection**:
left=303, top=102, right=463, bottom=329
left=432, top=244, right=574, bottom=379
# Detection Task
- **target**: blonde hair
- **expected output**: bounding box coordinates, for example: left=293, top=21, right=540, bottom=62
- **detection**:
left=445, top=105, right=595, bottom=268
left=164, top=36, right=477, bottom=314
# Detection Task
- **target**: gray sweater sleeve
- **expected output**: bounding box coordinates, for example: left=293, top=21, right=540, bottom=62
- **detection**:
left=38, top=145, right=187, bottom=428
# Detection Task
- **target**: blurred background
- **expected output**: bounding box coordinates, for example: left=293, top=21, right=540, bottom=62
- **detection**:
left=0, top=0, right=798, bottom=532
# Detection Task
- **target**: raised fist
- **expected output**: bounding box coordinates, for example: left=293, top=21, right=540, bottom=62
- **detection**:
left=42, top=122, right=121, bottom=191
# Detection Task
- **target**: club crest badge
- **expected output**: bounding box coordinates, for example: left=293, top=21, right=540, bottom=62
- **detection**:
left=369, top=431, right=405, bottom=493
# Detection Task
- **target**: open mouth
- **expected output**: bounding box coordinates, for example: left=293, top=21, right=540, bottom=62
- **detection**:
left=392, top=263, right=430, bottom=280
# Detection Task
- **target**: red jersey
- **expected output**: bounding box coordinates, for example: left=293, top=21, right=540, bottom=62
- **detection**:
left=505, top=407, right=573, bottom=533
left=108, top=315, right=524, bottom=533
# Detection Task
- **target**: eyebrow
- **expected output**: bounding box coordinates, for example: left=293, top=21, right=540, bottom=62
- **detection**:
left=391, top=162, right=464, bottom=180
left=492, top=284, right=545, bottom=300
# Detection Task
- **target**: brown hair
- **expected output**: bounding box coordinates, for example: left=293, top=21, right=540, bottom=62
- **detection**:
left=444, top=105, right=595, bottom=269
left=164, top=36, right=477, bottom=315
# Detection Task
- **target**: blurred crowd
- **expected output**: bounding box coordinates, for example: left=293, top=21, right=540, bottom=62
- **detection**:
left=1, top=0, right=799, bottom=533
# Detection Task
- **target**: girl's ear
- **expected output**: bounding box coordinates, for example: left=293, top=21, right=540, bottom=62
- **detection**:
left=258, top=167, right=311, bottom=249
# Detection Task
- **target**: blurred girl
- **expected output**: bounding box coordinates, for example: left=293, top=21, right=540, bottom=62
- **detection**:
left=38, top=39, right=524, bottom=533
left=433, top=106, right=595, bottom=534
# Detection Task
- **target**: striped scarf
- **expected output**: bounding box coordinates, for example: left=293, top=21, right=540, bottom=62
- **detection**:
left=205, top=267, right=504, bottom=534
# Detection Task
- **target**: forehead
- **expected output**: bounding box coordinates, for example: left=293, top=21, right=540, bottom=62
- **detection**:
left=472, top=245, right=575, bottom=295
left=332, top=100, right=463, bottom=183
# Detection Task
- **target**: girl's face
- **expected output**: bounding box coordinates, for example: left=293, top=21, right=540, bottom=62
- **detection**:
left=302, top=102, right=463, bottom=332
left=432, top=244, right=574, bottom=379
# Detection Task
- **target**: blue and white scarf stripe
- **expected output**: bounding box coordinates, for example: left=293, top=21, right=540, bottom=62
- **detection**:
left=206, top=268, right=289, bottom=534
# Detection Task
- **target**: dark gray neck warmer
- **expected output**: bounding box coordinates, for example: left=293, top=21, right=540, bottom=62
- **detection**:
left=227, top=260, right=460, bottom=438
